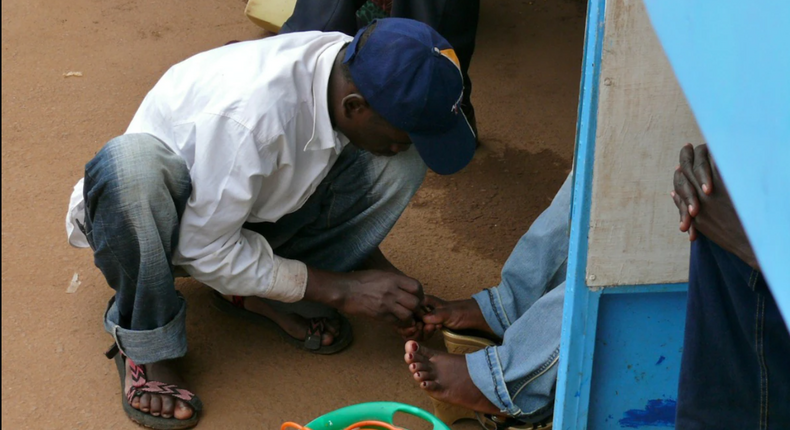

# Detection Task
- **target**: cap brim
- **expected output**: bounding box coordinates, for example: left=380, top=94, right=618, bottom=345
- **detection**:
left=409, top=113, right=476, bottom=175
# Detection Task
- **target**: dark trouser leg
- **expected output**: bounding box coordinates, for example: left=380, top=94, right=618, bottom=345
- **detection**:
left=280, top=0, right=365, bottom=35
left=676, top=234, right=790, bottom=429
left=83, top=134, right=192, bottom=364
left=281, top=0, right=480, bottom=132
left=392, top=0, right=480, bottom=129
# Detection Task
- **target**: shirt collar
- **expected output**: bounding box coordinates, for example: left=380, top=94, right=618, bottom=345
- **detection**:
left=304, top=39, right=351, bottom=153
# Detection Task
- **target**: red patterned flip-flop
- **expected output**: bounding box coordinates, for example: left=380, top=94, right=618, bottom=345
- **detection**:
left=106, top=344, right=203, bottom=430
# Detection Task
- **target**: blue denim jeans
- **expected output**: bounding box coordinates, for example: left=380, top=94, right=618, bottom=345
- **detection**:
left=676, top=235, right=790, bottom=429
left=468, top=174, right=571, bottom=419
left=83, top=133, right=426, bottom=364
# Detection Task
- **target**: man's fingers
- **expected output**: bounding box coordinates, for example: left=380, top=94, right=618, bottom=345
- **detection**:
left=397, top=322, right=424, bottom=341
left=679, top=144, right=703, bottom=195
left=423, top=323, right=438, bottom=340
left=678, top=143, right=695, bottom=182
left=390, top=304, right=417, bottom=327
left=688, top=224, right=698, bottom=242
left=396, top=326, right=415, bottom=335
left=671, top=190, right=692, bottom=232
left=692, top=144, right=713, bottom=195
left=396, top=291, right=421, bottom=313
left=422, top=295, right=445, bottom=311
left=397, top=326, right=418, bottom=338
left=670, top=190, right=683, bottom=210
left=674, top=168, right=700, bottom=219
left=397, top=277, right=424, bottom=301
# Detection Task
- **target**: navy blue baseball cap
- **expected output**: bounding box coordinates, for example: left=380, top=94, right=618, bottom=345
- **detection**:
left=344, top=18, right=476, bottom=175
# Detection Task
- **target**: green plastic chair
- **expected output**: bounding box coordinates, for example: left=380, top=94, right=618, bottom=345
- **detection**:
left=305, top=401, right=451, bottom=430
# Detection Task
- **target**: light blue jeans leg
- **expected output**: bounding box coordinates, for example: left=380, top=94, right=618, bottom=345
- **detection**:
left=467, top=174, right=572, bottom=418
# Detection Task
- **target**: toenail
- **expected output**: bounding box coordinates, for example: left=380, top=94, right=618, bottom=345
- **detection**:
left=416, top=372, right=421, bottom=378
left=408, top=354, right=413, bottom=360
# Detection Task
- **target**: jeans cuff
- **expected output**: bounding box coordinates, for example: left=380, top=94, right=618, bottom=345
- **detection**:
left=103, top=296, right=188, bottom=365
left=467, top=346, right=523, bottom=417
left=472, top=289, right=509, bottom=338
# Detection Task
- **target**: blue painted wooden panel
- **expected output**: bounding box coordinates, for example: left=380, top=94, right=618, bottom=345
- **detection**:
left=643, top=0, right=790, bottom=326
left=553, top=0, right=606, bottom=427
left=588, top=291, right=687, bottom=429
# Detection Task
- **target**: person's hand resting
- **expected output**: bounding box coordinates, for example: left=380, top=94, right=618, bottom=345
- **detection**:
left=671, top=143, right=759, bottom=269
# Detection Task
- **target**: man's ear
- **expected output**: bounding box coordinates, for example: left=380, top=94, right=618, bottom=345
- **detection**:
left=341, top=93, right=369, bottom=119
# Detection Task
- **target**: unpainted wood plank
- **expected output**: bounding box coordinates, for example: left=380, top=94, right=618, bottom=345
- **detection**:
left=586, top=0, right=703, bottom=287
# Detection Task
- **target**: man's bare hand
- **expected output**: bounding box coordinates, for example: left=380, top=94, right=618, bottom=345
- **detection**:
left=671, top=144, right=714, bottom=241
left=341, top=270, right=424, bottom=326
left=670, top=143, right=758, bottom=269
left=305, top=268, right=424, bottom=326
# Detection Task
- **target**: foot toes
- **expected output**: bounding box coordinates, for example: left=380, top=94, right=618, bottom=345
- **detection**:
left=409, top=362, right=429, bottom=373
left=404, top=352, right=418, bottom=364
left=174, top=400, right=194, bottom=420
left=150, top=395, right=162, bottom=417
left=416, top=344, right=436, bottom=359
left=131, top=395, right=141, bottom=410
left=326, top=318, right=341, bottom=336
left=405, top=340, right=419, bottom=354
left=161, top=396, right=175, bottom=419
left=139, top=393, right=151, bottom=413
left=413, top=370, right=435, bottom=382
left=321, top=331, right=335, bottom=346
left=420, top=380, right=438, bottom=391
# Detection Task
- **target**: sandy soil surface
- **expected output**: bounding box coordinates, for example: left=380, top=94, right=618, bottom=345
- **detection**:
left=1, top=0, right=584, bottom=428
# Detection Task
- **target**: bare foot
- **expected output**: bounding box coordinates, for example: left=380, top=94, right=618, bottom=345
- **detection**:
left=126, top=359, right=194, bottom=420
left=421, top=296, right=497, bottom=338
left=404, top=340, right=501, bottom=416
left=222, top=295, right=340, bottom=346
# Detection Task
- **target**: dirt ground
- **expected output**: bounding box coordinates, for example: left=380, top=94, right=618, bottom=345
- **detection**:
left=1, top=0, right=584, bottom=428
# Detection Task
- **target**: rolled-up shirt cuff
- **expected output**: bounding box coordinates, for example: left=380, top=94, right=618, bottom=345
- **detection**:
left=267, top=256, right=308, bottom=303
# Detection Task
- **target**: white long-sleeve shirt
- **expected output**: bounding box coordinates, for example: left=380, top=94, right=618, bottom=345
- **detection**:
left=66, top=31, right=353, bottom=302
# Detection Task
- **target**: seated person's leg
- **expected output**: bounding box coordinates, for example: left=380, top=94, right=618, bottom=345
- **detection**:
left=676, top=235, right=790, bottom=429
left=406, top=282, right=564, bottom=419
left=418, top=174, right=571, bottom=339
left=403, top=174, right=571, bottom=419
